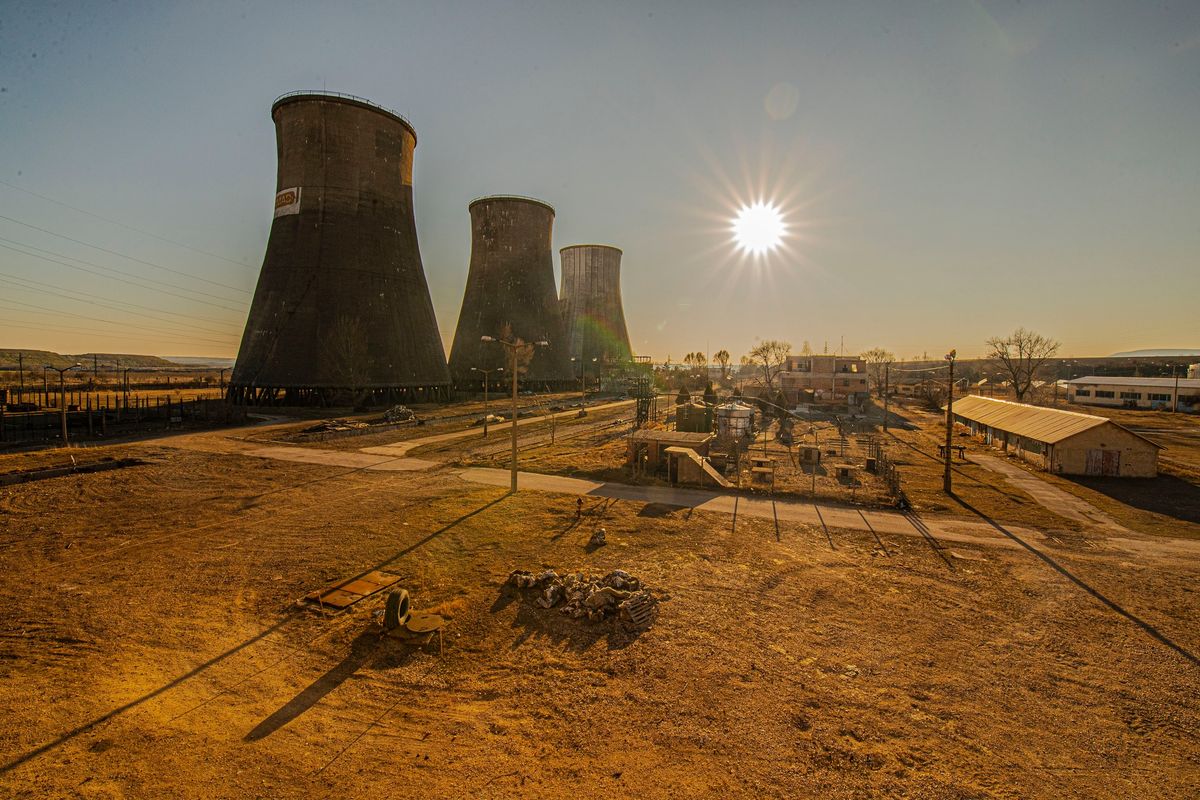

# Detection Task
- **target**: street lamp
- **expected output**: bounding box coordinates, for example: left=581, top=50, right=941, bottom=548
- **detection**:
left=570, top=356, right=597, bottom=414
left=482, top=335, right=549, bottom=493
left=44, top=363, right=82, bottom=445
left=943, top=349, right=956, bottom=494
left=470, top=366, right=504, bottom=437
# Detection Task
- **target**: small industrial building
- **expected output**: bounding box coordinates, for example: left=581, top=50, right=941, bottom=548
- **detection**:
left=948, top=395, right=1161, bottom=477
left=779, top=355, right=868, bottom=404
left=627, top=430, right=713, bottom=470
left=1067, top=376, right=1200, bottom=413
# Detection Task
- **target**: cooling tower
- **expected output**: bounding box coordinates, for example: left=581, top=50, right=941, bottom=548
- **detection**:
left=558, top=244, right=633, bottom=377
left=229, top=91, right=450, bottom=405
left=447, top=196, right=573, bottom=386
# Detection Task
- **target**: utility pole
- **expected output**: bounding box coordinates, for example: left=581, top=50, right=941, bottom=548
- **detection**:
left=47, top=363, right=82, bottom=446
left=944, top=350, right=956, bottom=494
left=883, top=362, right=890, bottom=433
left=482, top=335, right=548, bottom=493
left=1174, top=366, right=1180, bottom=413
left=17, top=353, right=24, bottom=405
left=470, top=366, right=503, bottom=437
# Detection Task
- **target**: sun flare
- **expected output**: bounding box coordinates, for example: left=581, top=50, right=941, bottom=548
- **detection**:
left=731, top=201, right=785, bottom=255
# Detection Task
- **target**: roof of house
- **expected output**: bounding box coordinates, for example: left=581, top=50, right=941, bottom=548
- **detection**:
left=629, top=430, right=714, bottom=444
left=1068, top=375, right=1200, bottom=390
left=946, top=395, right=1162, bottom=448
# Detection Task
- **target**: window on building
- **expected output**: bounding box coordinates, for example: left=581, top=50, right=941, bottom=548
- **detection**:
left=1149, top=393, right=1171, bottom=402
left=1119, top=392, right=1141, bottom=400
left=1095, top=390, right=1115, bottom=398
left=1074, top=389, right=1091, bottom=397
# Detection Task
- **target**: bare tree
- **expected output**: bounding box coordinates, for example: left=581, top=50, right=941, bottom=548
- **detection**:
left=800, top=340, right=813, bottom=356
left=745, top=340, right=792, bottom=392
left=860, top=347, right=895, bottom=397
left=713, top=349, right=731, bottom=381
left=499, top=322, right=534, bottom=376
left=323, top=314, right=370, bottom=403
left=986, top=327, right=1060, bottom=402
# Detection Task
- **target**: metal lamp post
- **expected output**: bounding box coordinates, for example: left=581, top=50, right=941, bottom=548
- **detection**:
left=943, top=349, right=956, bottom=494
left=570, top=356, right=597, bottom=415
left=482, top=335, right=549, bottom=493
left=470, top=366, right=504, bottom=437
left=45, top=363, right=82, bottom=445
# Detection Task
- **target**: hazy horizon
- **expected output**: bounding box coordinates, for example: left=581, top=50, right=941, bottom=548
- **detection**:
left=2, top=1, right=1197, bottom=363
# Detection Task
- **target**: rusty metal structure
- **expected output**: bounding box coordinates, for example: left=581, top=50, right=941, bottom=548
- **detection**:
left=229, top=91, right=450, bottom=405
left=558, top=244, right=633, bottom=378
left=448, top=196, right=573, bottom=387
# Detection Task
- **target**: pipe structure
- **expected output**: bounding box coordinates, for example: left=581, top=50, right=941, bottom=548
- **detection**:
left=448, top=196, right=573, bottom=386
left=229, top=92, right=450, bottom=405
left=558, top=244, right=633, bottom=378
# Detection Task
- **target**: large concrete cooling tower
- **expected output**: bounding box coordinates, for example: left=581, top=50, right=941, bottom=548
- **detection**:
left=229, top=91, right=450, bottom=405
left=447, top=196, right=573, bottom=386
left=558, top=244, right=633, bottom=377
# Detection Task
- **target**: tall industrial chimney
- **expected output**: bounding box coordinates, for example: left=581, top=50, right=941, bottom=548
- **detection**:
left=558, top=244, right=633, bottom=378
left=229, top=91, right=450, bottom=404
left=448, top=196, right=573, bottom=386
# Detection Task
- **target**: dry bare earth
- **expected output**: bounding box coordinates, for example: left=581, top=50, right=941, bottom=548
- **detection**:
left=0, top=427, right=1197, bottom=798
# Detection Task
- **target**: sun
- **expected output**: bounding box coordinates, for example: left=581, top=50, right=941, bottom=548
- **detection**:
left=731, top=201, right=785, bottom=255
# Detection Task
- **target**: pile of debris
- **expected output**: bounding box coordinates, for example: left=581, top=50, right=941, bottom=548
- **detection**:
left=381, top=405, right=417, bottom=423
left=303, top=418, right=369, bottom=434
left=507, top=568, right=658, bottom=629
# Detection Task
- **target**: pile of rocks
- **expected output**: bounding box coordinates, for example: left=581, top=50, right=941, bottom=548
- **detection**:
left=303, top=418, right=369, bottom=434
left=507, top=568, right=657, bottom=627
left=381, top=405, right=417, bottom=423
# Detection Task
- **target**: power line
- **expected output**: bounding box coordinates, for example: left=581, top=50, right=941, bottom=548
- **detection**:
left=0, top=273, right=239, bottom=337
left=0, top=239, right=245, bottom=312
left=0, top=320, right=235, bottom=350
left=0, top=178, right=250, bottom=268
left=0, top=299, right=239, bottom=347
left=0, top=212, right=250, bottom=294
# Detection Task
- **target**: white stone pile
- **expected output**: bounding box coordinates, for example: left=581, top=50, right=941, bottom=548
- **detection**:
left=506, top=568, right=657, bottom=626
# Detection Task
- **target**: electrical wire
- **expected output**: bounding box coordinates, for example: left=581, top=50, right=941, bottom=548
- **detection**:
left=0, top=178, right=250, bottom=268
left=0, top=299, right=239, bottom=347
left=0, top=240, right=245, bottom=312
left=0, top=212, right=250, bottom=294
left=0, top=273, right=239, bottom=336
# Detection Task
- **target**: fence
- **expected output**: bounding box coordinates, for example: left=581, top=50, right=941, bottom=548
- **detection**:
left=0, top=396, right=241, bottom=446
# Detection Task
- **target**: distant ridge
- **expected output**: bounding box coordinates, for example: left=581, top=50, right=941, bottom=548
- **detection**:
left=1109, top=348, right=1200, bottom=358
left=0, top=349, right=176, bottom=370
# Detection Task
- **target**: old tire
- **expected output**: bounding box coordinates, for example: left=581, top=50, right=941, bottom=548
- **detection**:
left=384, top=589, right=411, bottom=630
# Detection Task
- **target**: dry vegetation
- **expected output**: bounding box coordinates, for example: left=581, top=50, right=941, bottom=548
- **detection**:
left=0, top=411, right=1198, bottom=797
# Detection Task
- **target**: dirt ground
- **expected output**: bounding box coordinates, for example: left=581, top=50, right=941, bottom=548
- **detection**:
left=1, top=416, right=1199, bottom=798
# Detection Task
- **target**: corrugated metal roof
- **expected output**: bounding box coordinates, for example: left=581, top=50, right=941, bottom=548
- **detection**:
left=1068, top=375, right=1200, bottom=390
left=946, top=395, right=1162, bottom=447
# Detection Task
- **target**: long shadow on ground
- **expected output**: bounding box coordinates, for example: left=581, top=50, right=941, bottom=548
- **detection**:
left=1065, top=474, right=1200, bottom=525
left=953, top=494, right=1198, bottom=668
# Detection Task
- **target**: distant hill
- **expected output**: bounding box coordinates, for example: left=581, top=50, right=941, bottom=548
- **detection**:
left=0, top=350, right=178, bottom=370
left=164, top=356, right=236, bottom=368
left=1109, top=349, right=1200, bottom=358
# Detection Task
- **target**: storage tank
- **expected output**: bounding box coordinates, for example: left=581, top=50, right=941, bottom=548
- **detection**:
left=448, top=196, right=573, bottom=386
left=558, top=244, right=633, bottom=378
left=229, top=91, right=450, bottom=404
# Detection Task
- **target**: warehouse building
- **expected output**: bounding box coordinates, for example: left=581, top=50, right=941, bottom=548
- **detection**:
left=948, top=395, right=1161, bottom=477
left=1067, top=376, right=1200, bottom=413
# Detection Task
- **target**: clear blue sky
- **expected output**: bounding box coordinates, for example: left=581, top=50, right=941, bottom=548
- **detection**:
left=2, top=1, right=1197, bottom=361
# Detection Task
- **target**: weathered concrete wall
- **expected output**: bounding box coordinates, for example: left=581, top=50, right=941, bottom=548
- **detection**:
left=1053, top=424, right=1159, bottom=477
left=231, top=93, right=450, bottom=398
left=448, top=197, right=574, bottom=386
left=558, top=245, right=632, bottom=376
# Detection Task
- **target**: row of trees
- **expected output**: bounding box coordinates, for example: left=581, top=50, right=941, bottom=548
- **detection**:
left=668, top=327, right=1061, bottom=402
